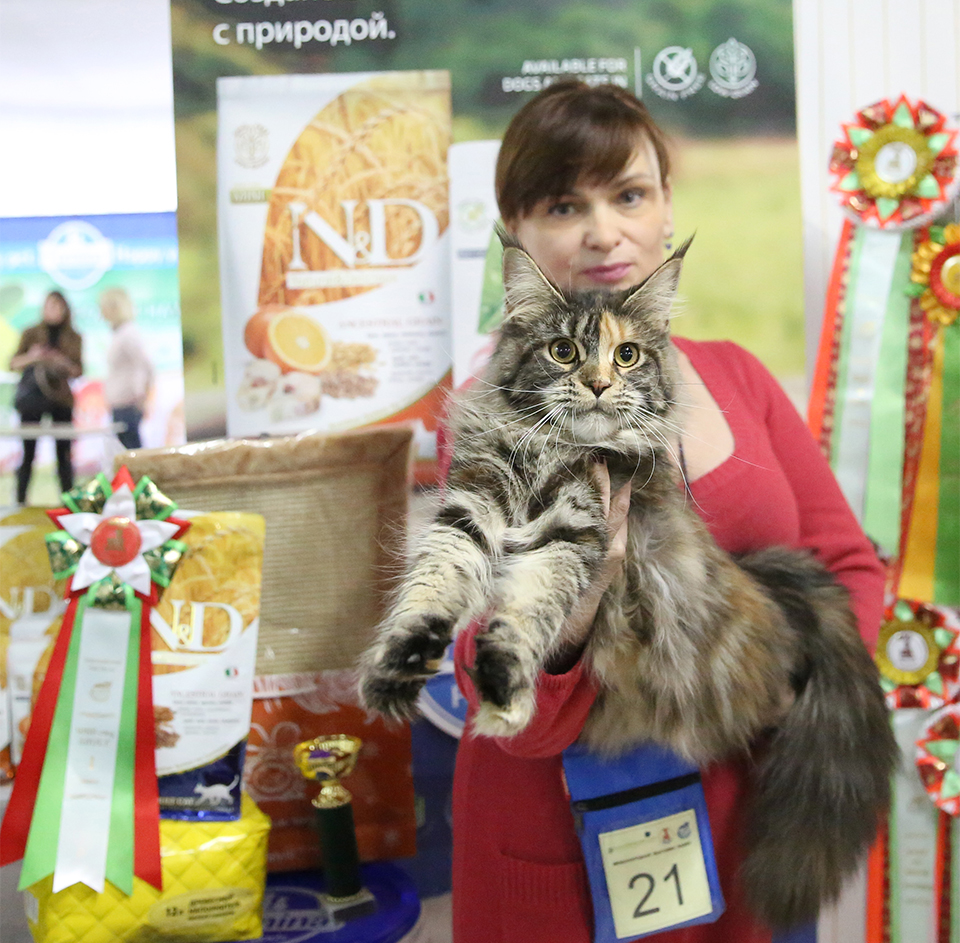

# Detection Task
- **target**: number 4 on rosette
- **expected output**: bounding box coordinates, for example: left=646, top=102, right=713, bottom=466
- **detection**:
left=0, top=467, right=189, bottom=897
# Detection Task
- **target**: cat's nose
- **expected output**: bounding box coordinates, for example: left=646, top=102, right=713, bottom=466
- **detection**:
left=591, top=379, right=611, bottom=398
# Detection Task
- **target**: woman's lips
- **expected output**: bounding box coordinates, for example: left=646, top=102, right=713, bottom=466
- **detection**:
left=580, top=262, right=633, bottom=285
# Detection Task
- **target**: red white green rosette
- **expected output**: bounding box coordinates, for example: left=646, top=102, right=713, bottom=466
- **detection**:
left=916, top=704, right=960, bottom=816
left=830, top=95, right=959, bottom=230
left=876, top=599, right=960, bottom=709
left=907, top=222, right=960, bottom=327
left=0, top=468, right=189, bottom=895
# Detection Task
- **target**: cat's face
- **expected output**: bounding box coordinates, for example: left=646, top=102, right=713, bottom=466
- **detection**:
left=488, top=241, right=688, bottom=450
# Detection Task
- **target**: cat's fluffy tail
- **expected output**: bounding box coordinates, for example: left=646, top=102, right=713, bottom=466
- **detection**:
left=736, top=547, right=897, bottom=930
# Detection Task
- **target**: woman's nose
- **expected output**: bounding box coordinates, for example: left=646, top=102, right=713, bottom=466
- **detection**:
left=583, top=206, right=620, bottom=251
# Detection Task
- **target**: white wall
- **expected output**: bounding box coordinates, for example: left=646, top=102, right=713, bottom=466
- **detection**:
left=0, top=0, right=177, bottom=217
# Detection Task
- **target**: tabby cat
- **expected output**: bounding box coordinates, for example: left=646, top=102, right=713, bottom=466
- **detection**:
left=359, top=236, right=896, bottom=929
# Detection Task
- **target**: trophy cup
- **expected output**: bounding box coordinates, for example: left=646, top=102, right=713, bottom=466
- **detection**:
left=294, top=735, right=378, bottom=920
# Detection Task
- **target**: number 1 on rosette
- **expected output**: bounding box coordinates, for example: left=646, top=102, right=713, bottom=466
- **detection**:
left=0, top=467, right=190, bottom=896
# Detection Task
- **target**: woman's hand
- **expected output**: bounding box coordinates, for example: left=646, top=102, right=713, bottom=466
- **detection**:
left=10, top=344, right=46, bottom=371
left=39, top=346, right=81, bottom=378
left=545, top=461, right=631, bottom=673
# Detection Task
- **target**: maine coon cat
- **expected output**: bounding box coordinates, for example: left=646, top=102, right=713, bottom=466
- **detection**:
left=359, top=237, right=896, bottom=929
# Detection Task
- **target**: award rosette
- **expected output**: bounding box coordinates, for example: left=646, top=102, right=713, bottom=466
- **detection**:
left=876, top=599, right=960, bottom=709
left=0, top=467, right=189, bottom=895
left=811, top=96, right=959, bottom=594
left=916, top=704, right=960, bottom=817
left=812, top=95, right=960, bottom=943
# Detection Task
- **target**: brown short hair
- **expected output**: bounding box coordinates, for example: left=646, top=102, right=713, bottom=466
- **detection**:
left=495, top=81, right=671, bottom=223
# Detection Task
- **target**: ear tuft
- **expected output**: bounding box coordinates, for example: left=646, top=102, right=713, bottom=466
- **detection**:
left=501, top=239, right=564, bottom=322
left=622, top=234, right=692, bottom=327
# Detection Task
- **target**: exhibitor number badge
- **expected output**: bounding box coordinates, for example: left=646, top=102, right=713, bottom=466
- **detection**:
left=599, top=809, right=712, bottom=939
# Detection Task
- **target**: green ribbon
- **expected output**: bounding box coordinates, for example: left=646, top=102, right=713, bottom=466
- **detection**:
left=934, top=325, right=959, bottom=605
left=18, top=607, right=81, bottom=890
left=862, top=231, right=913, bottom=555
left=18, top=583, right=142, bottom=894
left=953, top=816, right=959, bottom=943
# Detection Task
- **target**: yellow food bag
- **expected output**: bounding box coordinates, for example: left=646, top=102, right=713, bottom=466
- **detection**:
left=0, top=506, right=65, bottom=779
left=150, top=512, right=265, bottom=820
left=23, top=793, right=270, bottom=943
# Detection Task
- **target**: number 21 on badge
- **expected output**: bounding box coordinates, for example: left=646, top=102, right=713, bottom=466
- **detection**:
left=599, top=809, right=712, bottom=938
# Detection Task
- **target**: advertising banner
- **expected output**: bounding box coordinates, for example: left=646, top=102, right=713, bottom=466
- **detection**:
left=171, top=0, right=802, bottom=455
left=0, top=213, right=186, bottom=496
left=217, top=69, right=451, bottom=464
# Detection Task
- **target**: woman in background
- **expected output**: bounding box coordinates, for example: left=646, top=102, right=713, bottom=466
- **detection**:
left=10, top=290, right=82, bottom=504
left=99, top=286, right=154, bottom=450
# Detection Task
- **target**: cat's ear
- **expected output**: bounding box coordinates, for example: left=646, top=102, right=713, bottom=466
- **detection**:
left=500, top=241, right=565, bottom=323
left=621, top=236, right=692, bottom=328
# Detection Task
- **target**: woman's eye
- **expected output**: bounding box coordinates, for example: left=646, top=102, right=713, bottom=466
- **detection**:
left=619, top=188, right=647, bottom=206
left=549, top=338, right=578, bottom=364
left=614, top=343, right=642, bottom=368
left=547, top=200, right=578, bottom=217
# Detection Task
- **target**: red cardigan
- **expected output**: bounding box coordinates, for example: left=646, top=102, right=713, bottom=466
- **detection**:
left=449, top=339, right=885, bottom=943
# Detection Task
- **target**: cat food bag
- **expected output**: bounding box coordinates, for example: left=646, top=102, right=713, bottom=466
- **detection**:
left=151, top=512, right=265, bottom=820
left=0, top=506, right=66, bottom=781
left=217, top=69, right=453, bottom=482
left=245, top=671, right=417, bottom=872
left=24, top=792, right=270, bottom=943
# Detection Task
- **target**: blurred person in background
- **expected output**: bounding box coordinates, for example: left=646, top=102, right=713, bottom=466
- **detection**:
left=10, top=289, right=83, bottom=504
left=99, top=286, right=154, bottom=450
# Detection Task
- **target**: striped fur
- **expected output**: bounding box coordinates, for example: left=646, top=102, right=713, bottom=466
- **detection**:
left=358, top=239, right=896, bottom=929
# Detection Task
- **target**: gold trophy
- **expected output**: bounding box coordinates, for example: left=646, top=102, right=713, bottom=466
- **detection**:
left=294, top=735, right=378, bottom=920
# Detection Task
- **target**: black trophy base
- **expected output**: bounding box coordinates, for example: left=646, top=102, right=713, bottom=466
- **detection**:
left=321, top=885, right=379, bottom=922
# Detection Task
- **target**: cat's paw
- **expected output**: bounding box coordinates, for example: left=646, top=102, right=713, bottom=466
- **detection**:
left=376, top=621, right=450, bottom=677
left=470, top=630, right=536, bottom=736
left=358, top=670, right=424, bottom=723
left=357, top=615, right=452, bottom=721
left=472, top=691, right=537, bottom=738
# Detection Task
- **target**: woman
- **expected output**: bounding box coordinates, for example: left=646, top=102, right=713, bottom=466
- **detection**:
left=99, top=286, right=154, bottom=450
left=10, top=290, right=83, bottom=504
left=448, top=82, right=885, bottom=943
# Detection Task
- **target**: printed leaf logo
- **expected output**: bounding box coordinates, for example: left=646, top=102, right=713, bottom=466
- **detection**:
left=708, top=38, right=759, bottom=99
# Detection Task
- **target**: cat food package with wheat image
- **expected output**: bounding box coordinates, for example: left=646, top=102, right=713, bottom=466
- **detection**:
left=0, top=506, right=66, bottom=782
left=152, top=512, right=265, bottom=820
left=217, top=70, right=452, bottom=482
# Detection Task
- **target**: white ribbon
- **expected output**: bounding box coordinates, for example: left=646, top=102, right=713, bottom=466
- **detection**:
left=52, top=609, right=131, bottom=893
left=889, top=709, right=940, bottom=943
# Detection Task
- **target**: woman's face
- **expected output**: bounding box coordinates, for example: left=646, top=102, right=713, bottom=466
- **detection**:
left=42, top=295, right=67, bottom=325
left=510, top=137, right=673, bottom=293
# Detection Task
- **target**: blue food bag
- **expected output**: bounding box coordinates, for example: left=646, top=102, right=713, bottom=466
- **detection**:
left=562, top=742, right=725, bottom=942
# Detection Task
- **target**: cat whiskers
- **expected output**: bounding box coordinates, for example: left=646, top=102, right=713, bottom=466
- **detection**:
left=510, top=402, right=565, bottom=468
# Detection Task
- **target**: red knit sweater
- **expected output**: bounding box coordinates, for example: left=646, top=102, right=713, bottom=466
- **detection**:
left=449, top=339, right=885, bottom=943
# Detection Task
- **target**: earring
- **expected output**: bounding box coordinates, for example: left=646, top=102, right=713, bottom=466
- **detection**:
left=665, top=231, right=674, bottom=252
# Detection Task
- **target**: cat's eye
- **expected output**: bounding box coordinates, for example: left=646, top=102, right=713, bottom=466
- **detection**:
left=614, top=343, right=642, bottom=368
left=549, top=338, right=578, bottom=364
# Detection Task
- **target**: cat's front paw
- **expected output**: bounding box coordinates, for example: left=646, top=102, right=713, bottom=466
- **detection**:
left=472, top=694, right=537, bottom=738
left=358, top=616, right=452, bottom=721
left=470, top=630, right=536, bottom=737
left=358, top=670, right=425, bottom=723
